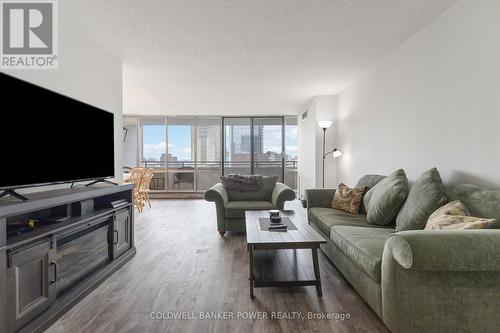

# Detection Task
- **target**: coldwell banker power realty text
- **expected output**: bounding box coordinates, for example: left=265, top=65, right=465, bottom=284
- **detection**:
left=1, top=0, right=58, bottom=69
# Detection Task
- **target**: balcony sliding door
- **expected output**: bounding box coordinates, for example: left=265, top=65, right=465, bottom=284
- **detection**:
left=223, top=118, right=252, bottom=176
left=167, top=117, right=195, bottom=191
left=140, top=117, right=167, bottom=191
left=253, top=118, right=284, bottom=182
left=197, top=117, right=222, bottom=190
left=222, top=117, right=288, bottom=183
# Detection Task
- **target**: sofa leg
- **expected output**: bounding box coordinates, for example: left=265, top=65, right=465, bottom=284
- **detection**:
left=218, top=230, right=226, bottom=237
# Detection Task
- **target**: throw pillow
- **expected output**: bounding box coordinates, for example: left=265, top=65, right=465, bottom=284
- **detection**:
left=395, top=168, right=448, bottom=231
left=363, top=169, right=409, bottom=225
left=221, top=174, right=262, bottom=192
left=331, top=183, right=366, bottom=215
left=425, top=200, right=496, bottom=230
left=221, top=175, right=277, bottom=201
left=355, top=174, right=386, bottom=214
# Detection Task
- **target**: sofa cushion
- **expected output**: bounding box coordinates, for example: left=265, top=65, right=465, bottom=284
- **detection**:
left=330, top=226, right=394, bottom=281
left=222, top=175, right=277, bottom=201
left=225, top=201, right=274, bottom=218
left=396, top=168, right=448, bottom=231
left=451, top=184, right=500, bottom=229
left=356, top=174, right=386, bottom=214
left=308, top=207, right=392, bottom=236
left=363, top=169, right=409, bottom=225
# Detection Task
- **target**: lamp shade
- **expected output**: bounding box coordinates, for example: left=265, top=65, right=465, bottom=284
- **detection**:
left=333, top=149, right=342, bottom=158
left=318, top=120, right=333, bottom=129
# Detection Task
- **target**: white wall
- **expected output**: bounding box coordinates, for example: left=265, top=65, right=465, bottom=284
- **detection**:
left=298, top=95, right=338, bottom=198
left=123, top=124, right=138, bottom=168
left=336, top=0, right=500, bottom=190
left=298, top=104, right=316, bottom=198
left=2, top=18, right=123, bottom=192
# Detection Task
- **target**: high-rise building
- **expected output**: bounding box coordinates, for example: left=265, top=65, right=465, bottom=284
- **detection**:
left=198, top=125, right=221, bottom=162
left=229, top=125, right=264, bottom=155
left=253, top=125, right=264, bottom=154
left=160, top=153, right=178, bottom=162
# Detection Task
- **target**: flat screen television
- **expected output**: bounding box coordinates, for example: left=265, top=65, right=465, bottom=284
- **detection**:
left=0, top=72, right=115, bottom=192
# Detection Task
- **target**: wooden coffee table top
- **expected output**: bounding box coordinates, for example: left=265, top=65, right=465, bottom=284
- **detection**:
left=245, top=210, right=326, bottom=247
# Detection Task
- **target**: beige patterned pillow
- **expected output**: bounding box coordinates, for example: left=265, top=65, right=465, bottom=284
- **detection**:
left=331, top=183, right=366, bottom=215
left=425, top=200, right=495, bottom=230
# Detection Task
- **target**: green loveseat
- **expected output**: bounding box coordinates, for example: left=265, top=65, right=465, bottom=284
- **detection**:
left=306, top=176, right=500, bottom=333
left=205, top=181, right=295, bottom=236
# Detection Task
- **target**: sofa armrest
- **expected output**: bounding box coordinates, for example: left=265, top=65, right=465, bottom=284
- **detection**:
left=205, top=183, right=229, bottom=206
left=387, top=230, right=500, bottom=271
left=205, top=183, right=229, bottom=232
left=271, top=183, right=296, bottom=209
left=305, top=189, right=336, bottom=209
left=382, top=230, right=500, bottom=333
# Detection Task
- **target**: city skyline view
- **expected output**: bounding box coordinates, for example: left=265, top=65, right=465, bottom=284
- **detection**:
left=142, top=122, right=298, bottom=162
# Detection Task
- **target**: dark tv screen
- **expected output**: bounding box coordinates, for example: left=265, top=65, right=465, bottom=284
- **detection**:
left=0, top=73, right=115, bottom=190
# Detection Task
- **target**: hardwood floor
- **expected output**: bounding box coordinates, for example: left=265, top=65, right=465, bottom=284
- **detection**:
left=46, top=199, right=389, bottom=333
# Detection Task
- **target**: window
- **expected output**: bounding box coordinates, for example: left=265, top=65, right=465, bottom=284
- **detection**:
left=197, top=117, right=222, bottom=190
left=223, top=118, right=252, bottom=175
left=126, top=116, right=298, bottom=192
left=167, top=117, right=195, bottom=191
left=253, top=118, right=283, bottom=182
left=140, top=117, right=167, bottom=191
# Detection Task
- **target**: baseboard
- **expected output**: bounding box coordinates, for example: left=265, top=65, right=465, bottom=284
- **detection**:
left=149, top=193, right=205, bottom=199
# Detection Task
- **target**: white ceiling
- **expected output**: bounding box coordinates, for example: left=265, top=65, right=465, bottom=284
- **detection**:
left=61, top=0, right=457, bottom=116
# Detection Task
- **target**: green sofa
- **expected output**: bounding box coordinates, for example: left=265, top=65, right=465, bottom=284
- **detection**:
left=306, top=176, right=500, bottom=333
left=205, top=182, right=295, bottom=236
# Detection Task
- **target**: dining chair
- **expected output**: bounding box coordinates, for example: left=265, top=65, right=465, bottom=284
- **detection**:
left=129, top=167, right=145, bottom=212
left=139, top=168, right=154, bottom=208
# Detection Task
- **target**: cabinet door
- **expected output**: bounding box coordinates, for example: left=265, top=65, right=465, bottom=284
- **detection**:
left=113, top=208, right=131, bottom=259
left=7, top=238, right=56, bottom=331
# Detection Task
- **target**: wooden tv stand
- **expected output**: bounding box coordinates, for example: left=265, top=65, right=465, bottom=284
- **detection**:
left=0, top=184, right=136, bottom=333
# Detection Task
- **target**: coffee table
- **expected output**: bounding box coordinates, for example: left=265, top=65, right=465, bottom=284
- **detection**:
left=245, top=210, right=327, bottom=298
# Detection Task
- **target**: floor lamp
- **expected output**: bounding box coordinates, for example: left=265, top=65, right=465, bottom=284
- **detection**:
left=318, top=121, right=342, bottom=188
